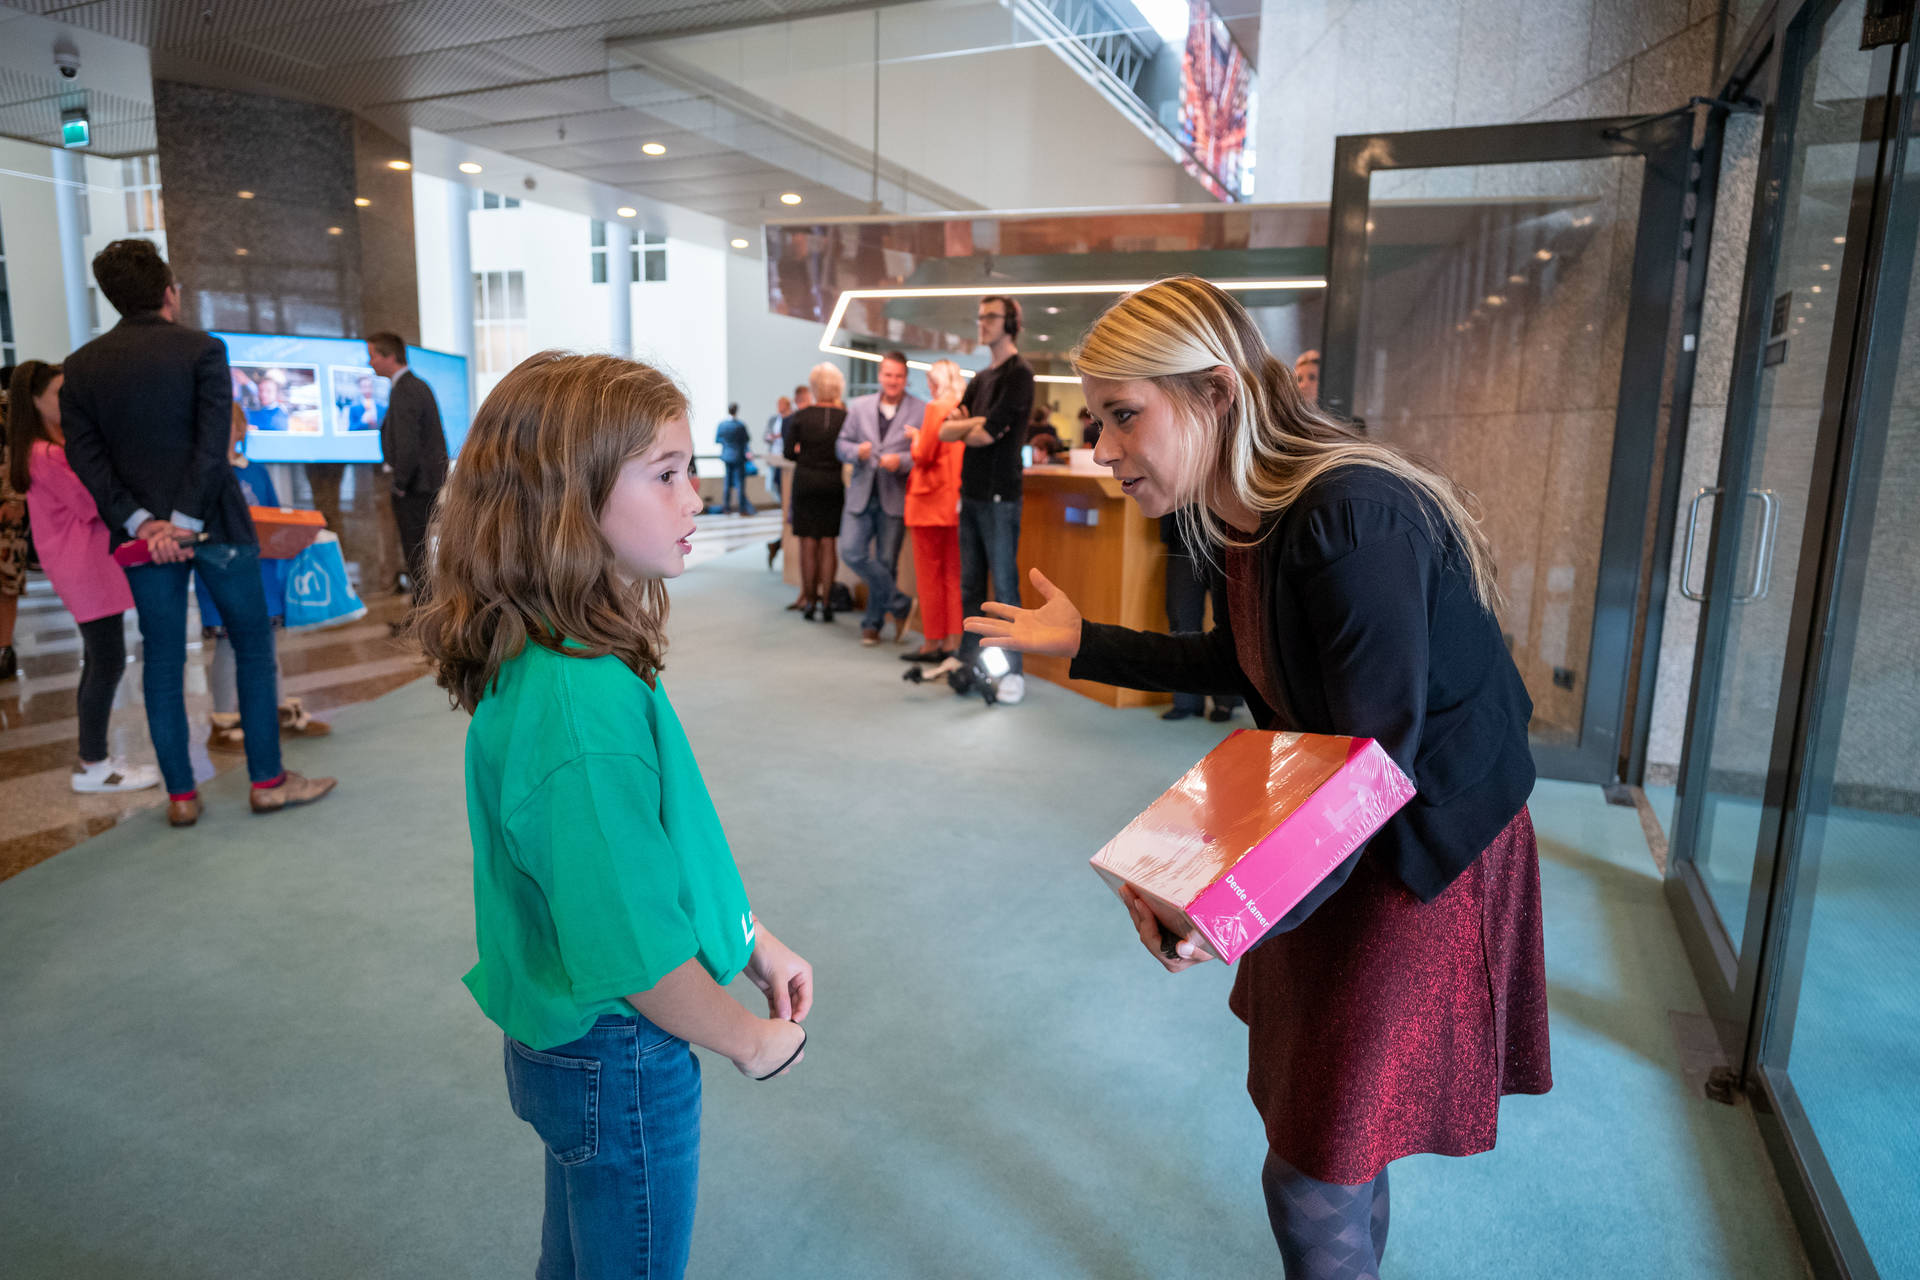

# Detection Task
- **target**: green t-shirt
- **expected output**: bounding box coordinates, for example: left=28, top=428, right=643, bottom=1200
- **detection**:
left=461, top=639, right=755, bottom=1050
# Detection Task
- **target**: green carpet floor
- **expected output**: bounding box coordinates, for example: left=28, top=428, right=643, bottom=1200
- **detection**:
left=0, top=547, right=1810, bottom=1278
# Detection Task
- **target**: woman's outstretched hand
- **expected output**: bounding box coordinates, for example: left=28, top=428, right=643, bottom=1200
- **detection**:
left=1120, top=886, right=1213, bottom=974
left=963, top=568, right=1083, bottom=659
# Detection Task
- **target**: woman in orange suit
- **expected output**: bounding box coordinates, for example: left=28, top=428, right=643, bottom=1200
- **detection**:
left=901, top=359, right=966, bottom=667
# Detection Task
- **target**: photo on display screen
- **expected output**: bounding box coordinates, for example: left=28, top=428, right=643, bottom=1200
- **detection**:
left=233, top=363, right=323, bottom=435
left=1178, top=0, right=1254, bottom=200
left=330, top=366, right=390, bottom=433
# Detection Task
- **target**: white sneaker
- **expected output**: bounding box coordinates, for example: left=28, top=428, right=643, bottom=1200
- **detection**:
left=995, top=674, right=1025, bottom=705
left=71, top=758, right=162, bottom=793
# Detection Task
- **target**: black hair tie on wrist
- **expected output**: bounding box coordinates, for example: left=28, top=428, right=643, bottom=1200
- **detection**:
left=755, top=1022, right=807, bottom=1081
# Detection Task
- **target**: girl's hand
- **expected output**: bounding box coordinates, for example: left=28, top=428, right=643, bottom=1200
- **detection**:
left=744, top=929, right=813, bottom=1022
left=734, top=1017, right=806, bottom=1080
left=1120, top=885, right=1212, bottom=974
left=964, top=568, right=1082, bottom=659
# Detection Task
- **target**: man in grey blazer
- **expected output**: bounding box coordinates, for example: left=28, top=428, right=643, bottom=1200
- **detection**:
left=836, top=350, right=925, bottom=644
left=366, top=332, right=448, bottom=618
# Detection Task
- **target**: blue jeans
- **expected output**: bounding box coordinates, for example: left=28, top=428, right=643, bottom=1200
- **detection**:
left=957, top=495, right=1022, bottom=675
left=506, top=1014, right=702, bottom=1280
left=721, top=461, right=755, bottom=514
left=125, top=545, right=282, bottom=794
left=840, top=493, right=910, bottom=629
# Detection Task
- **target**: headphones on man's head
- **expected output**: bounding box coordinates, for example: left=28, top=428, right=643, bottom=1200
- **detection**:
left=985, top=295, right=1020, bottom=340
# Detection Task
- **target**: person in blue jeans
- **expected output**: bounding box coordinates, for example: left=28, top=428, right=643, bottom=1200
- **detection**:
left=58, top=237, right=335, bottom=826
left=714, top=404, right=755, bottom=515
left=836, top=350, right=924, bottom=644
left=941, top=295, right=1036, bottom=703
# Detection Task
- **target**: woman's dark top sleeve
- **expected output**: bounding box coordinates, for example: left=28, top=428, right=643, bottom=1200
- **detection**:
left=1069, top=619, right=1254, bottom=702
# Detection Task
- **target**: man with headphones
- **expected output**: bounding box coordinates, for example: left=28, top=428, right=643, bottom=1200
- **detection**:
left=939, top=294, right=1035, bottom=703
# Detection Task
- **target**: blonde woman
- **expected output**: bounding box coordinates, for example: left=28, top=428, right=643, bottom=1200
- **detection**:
left=967, top=276, right=1548, bottom=1280
left=902, top=359, right=967, bottom=664
left=782, top=362, right=848, bottom=621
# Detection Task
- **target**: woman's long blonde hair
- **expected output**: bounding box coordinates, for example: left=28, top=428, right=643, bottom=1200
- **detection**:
left=412, top=351, right=687, bottom=713
left=1071, top=275, right=1498, bottom=609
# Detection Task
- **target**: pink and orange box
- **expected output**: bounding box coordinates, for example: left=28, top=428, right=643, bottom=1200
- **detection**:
left=1092, top=730, right=1416, bottom=962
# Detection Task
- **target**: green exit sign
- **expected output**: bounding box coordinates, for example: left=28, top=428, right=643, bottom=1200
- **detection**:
left=60, top=114, right=90, bottom=148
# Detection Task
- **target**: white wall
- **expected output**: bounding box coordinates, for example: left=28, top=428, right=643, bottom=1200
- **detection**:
left=662, top=1, right=1212, bottom=210
left=411, top=174, right=458, bottom=354
left=0, top=138, right=75, bottom=362
left=725, top=248, right=845, bottom=440
left=632, top=236, right=728, bottom=453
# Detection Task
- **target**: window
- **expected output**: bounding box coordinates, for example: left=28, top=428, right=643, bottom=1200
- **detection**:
left=634, top=233, right=667, bottom=283
left=0, top=210, right=14, bottom=366
left=471, top=190, right=522, bottom=210
left=121, top=154, right=163, bottom=232
left=472, top=270, right=529, bottom=375
left=590, top=219, right=608, bottom=284
left=87, top=287, right=103, bottom=334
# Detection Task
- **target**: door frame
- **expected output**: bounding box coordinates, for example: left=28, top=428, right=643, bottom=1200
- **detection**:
left=1661, top=0, right=1912, bottom=1276
left=1319, top=113, right=1699, bottom=783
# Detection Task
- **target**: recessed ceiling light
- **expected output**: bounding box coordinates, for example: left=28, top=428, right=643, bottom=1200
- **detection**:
left=1811, top=285, right=1822, bottom=293
left=1832, top=235, right=1846, bottom=244
left=1535, top=249, right=1553, bottom=261
left=458, top=162, right=483, bottom=174
left=327, top=226, right=342, bottom=236
left=1508, top=274, right=1525, bottom=284
left=616, top=206, right=637, bottom=218
left=730, top=238, right=750, bottom=249
left=354, top=197, right=371, bottom=207
left=387, top=160, right=412, bottom=171
left=1037, top=334, right=1051, bottom=342
left=235, top=248, right=249, bottom=256
left=642, top=142, right=667, bottom=156
left=1485, top=295, right=1504, bottom=306
left=779, top=192, right=802, bottom=205
left=1820, top=262, right=1831, bottom=271
left=1045, top=306, right=1060, bottom=315
left=236, top=190, right=254, bottom=199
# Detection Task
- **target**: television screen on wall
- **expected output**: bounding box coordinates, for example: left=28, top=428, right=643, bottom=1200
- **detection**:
left=1177, top=0, right=1255, bottom=201
left=213, top=332, right=470, bottom=465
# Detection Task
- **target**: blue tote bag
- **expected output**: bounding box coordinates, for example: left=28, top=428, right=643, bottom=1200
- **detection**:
left=284, top=532, right=369, bottom=630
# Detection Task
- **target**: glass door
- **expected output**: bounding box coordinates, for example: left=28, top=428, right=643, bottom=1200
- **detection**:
left=1666, top=0, right=1898, bottom=1021
left=1321, top=113, right=1699, bottom=782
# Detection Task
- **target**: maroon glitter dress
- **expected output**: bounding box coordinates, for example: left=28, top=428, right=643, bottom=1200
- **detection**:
left=1222, top=545, right=1552, bottom=1186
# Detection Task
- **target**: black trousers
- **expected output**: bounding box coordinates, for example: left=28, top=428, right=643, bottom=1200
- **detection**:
left=391, top=489, right=437, bottom=597
left=76, top=613, right=127, bottom=763
left=1165, top=551, right=1241, bottom=715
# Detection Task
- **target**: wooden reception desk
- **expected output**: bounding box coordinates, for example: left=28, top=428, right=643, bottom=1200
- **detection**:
left=1016, top=452, right=1168, bottom=709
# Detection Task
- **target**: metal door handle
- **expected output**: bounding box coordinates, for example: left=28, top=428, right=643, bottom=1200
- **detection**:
left=1734, top=488, right=1780, bottom=602
left=1679, top=486, right=1721, bottom=602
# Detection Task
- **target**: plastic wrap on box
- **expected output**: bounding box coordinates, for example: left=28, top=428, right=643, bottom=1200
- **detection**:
left=1091, top=730, right=1416, bottom=963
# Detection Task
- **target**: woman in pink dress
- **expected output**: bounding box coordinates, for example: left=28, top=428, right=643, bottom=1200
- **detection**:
left=6, top=361, right=158, bottom=793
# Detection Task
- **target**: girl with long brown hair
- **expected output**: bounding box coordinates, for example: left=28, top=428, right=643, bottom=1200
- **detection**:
left=413, top=351, right=815, bottom=1280
left=7, top=361, right=158, bottom=792
left=968, top=277, right=1549, bottom=1280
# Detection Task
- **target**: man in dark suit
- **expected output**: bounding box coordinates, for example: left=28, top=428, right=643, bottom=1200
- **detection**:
left=365, top=332, right=448, bottom=621
left=60, top=239, right=335, bottom=826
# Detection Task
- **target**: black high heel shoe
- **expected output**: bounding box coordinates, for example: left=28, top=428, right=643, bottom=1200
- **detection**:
left=802, top=603, right=818, bottom=622
left=821, top=605, right=835, bottom=623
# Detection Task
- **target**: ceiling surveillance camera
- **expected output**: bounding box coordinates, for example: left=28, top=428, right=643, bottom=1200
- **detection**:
left=522, top=175, right=536, bottom=191
left=53, top=38, right=81, bottom=79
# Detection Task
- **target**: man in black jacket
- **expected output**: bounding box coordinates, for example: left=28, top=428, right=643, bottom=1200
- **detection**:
left=60, top=239, right=335, bottom=826
left=366, top=332, right=448, bottom=617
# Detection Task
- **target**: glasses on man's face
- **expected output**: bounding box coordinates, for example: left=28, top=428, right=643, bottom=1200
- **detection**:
left=978, top=312, right=1005, bottom=324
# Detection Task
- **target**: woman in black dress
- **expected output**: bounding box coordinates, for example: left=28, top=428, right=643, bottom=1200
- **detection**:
left=966, top=277, right=1548, bottom=1280
left=782, top=363, right=848, bottom=621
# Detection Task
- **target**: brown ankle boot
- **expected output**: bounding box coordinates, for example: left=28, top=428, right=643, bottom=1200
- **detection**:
left=249, top=771, right=338, bottom=814
left=168, top=796, right=201, bottom=827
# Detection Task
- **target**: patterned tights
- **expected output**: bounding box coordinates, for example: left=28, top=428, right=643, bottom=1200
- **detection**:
left=1262, top=1151, right=1391, bottom=1280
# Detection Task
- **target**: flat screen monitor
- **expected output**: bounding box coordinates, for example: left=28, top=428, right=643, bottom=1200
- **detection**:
left=214, top=332, right=471, bottom=465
